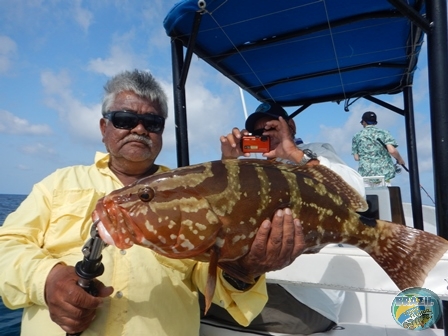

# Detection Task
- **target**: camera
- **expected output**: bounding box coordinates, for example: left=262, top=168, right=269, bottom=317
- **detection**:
left=241, top=135, right=270, bottom=153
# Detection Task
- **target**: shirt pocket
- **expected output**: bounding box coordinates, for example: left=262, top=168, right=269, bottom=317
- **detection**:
left=46, top=188, right=105, bottom=257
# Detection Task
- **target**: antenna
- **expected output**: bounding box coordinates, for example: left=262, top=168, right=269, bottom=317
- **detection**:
left=239, top=87, right=248, bottom=120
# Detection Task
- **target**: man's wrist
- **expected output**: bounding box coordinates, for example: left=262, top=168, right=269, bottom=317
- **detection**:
left=285, top=148, right=318, bottom=166
left=222, top=272, right=258, bottom=291
left=297, top=149, right=318, bottom=166
left=284, top=148, right=305, bottom=164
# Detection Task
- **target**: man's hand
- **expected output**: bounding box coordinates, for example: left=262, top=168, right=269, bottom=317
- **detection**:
left=45, top=264, right=114, bottom=334
left=261, top=117, right=302, bottom=161
left=220, top=127, right=251, bottom=159
left=238, top=208, right=305, bottom=279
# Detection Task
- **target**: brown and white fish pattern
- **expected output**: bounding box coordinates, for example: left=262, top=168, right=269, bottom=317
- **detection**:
left=92, top=159, right=448, bottom=313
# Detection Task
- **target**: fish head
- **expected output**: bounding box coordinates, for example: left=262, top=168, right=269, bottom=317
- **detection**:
left=93, top=180, right=160, bottom=249
left=93, top=172, right=222, bottom=257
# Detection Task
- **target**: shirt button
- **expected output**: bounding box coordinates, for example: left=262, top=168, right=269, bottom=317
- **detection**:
left=116, top=291, right=123, bottom=299
left=120, top=250, right=126, bottom=255
left=219, top=300, right=224, bottom=307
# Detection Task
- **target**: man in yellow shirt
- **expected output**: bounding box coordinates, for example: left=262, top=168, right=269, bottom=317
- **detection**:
left=0, top=70, right=305, bottom=335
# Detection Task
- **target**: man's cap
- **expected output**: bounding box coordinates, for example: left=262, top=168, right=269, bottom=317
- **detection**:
left=361, top=111, right=377, bottom=125
left=245, top=102, right=289, bottom=133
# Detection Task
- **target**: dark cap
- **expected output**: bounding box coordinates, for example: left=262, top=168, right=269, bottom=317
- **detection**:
left=361, top=111, right=377, bottom=125
left=245, top=102, right=289, bottom=133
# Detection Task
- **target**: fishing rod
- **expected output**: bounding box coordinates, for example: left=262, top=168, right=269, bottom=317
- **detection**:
left=67, top=219, right=107, bottom=336
left=376, top=138, right=435, bottom=205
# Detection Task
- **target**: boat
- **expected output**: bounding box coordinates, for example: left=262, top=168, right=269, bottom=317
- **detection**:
left=162, top=0, right=448, bottom=335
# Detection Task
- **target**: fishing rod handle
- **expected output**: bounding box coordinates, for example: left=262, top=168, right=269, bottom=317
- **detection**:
left=66, top=221, right=107, bottom=336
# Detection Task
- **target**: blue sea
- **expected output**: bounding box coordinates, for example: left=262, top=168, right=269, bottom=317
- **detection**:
left=0, top=194, right=27, bottom=336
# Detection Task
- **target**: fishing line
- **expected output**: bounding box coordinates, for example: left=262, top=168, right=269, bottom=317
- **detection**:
left=395, top=162, right=435, bottom=205
left=376, top=138, right=435, bottom=205
left=322, top=0, right=347, bottom=102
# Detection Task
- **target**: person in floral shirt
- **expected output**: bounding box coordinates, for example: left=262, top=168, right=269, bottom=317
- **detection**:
left=352, top=111, right=405, bottom=185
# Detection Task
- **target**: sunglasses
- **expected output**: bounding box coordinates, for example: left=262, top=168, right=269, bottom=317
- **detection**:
left=103, top=110, right=165, bottom=133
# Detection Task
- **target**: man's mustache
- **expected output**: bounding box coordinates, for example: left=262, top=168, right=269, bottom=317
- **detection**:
left=123, top=134, right=153, bottom=147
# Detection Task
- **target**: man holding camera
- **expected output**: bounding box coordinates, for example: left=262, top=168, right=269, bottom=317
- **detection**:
left=214, top=101, right=365, bottom=335
left=221, top=102, right=365, bottom=195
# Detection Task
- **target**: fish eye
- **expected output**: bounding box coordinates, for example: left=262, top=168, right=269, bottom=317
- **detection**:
left=138, top=187, right=154, bottom=202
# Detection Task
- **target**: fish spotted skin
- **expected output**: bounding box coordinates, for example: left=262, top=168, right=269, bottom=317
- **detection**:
left=93, top=159, right=448, bottom=312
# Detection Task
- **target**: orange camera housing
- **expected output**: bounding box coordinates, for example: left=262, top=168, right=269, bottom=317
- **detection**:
left=241, top=135, right=271, bottom=153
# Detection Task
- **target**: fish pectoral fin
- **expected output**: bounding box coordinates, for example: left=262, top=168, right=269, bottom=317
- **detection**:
left=218, top=261, right=257, bottom=284
left=204, top=246, right=219, bottom=315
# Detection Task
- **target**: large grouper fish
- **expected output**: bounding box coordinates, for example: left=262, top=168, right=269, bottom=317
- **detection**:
left=92, top=159, right=448, bottom=313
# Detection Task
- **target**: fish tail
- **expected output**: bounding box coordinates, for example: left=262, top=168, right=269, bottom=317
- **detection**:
left=365, top=219, right=448, bottom=290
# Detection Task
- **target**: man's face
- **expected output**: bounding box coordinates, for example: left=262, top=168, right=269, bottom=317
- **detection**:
left=100, top=91, right=164, bottom=165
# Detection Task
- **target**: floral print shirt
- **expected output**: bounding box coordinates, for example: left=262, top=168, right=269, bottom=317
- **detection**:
left=351, top=125, right=398, bottom=181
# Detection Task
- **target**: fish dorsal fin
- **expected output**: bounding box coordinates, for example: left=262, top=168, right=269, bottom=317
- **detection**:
left=248, top=159, right=368, bottom=212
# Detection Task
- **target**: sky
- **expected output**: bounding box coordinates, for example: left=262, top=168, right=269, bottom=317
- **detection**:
left=0, top=0, right=437, bottom=207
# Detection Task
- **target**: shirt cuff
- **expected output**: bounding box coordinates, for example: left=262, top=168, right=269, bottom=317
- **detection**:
left=215, top=271, right=268, bottom=326
left=30, top=260, right=66, bottom=307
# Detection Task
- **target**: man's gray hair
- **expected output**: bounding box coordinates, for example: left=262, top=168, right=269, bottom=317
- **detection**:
left=102, top=69, right=168, bottom=119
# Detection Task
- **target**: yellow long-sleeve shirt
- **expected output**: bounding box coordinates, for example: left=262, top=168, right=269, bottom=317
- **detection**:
left=0, top=152, right=267, bottom=336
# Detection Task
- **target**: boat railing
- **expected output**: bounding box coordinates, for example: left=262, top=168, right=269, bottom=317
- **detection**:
left=363, top=176, right=387, bottom=188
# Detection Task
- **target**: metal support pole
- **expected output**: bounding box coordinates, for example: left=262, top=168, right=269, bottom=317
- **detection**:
left=178, top=11, right=203, bottom=90
left=427, top=0, right=448, bottom=242
left=402, top=86, right=424, bottom=230
left=171, top=39, right=190, bottom=167
left=387, top=0, right=431, bottom=33
left=426, top=0, right=448, bottom=331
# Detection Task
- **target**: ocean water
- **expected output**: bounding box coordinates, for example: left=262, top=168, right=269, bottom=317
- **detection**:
left=0, top=194, right=27, bottom=336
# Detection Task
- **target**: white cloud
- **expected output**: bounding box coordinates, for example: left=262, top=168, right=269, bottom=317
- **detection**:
left=0, top=1, right=94, bottom=37
left=16, top=164, right=31, bottom=170
left=0, top=110, right=52, bottom=135
left=41, top=70, right=102, bottom=144
left=88, top=45, right=142, bottom=76
left=0, top=35, right=17, bottom=73
left=141, top=0, right=167, bottom=21
left=41, top=69, right=72, bottom=97
left=158, top=61, right=243, bottom=164
left=20, top=142, right=57, bottom=158
left=72, top=0, right=93, bottom=33
left=142, top=0, right=176, bottom=50
left=87, top=32, right=147, bottom=76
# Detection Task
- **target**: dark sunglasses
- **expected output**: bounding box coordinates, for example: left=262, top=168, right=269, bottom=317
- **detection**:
left=103, top=110, right=165, bottom=133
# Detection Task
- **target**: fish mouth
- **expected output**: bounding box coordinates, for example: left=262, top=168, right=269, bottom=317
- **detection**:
left=92, top=198, right=142, bottom=250
left=94, top=217, right=115, bottom=247
left=92, top=205, right=116, bottom=246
